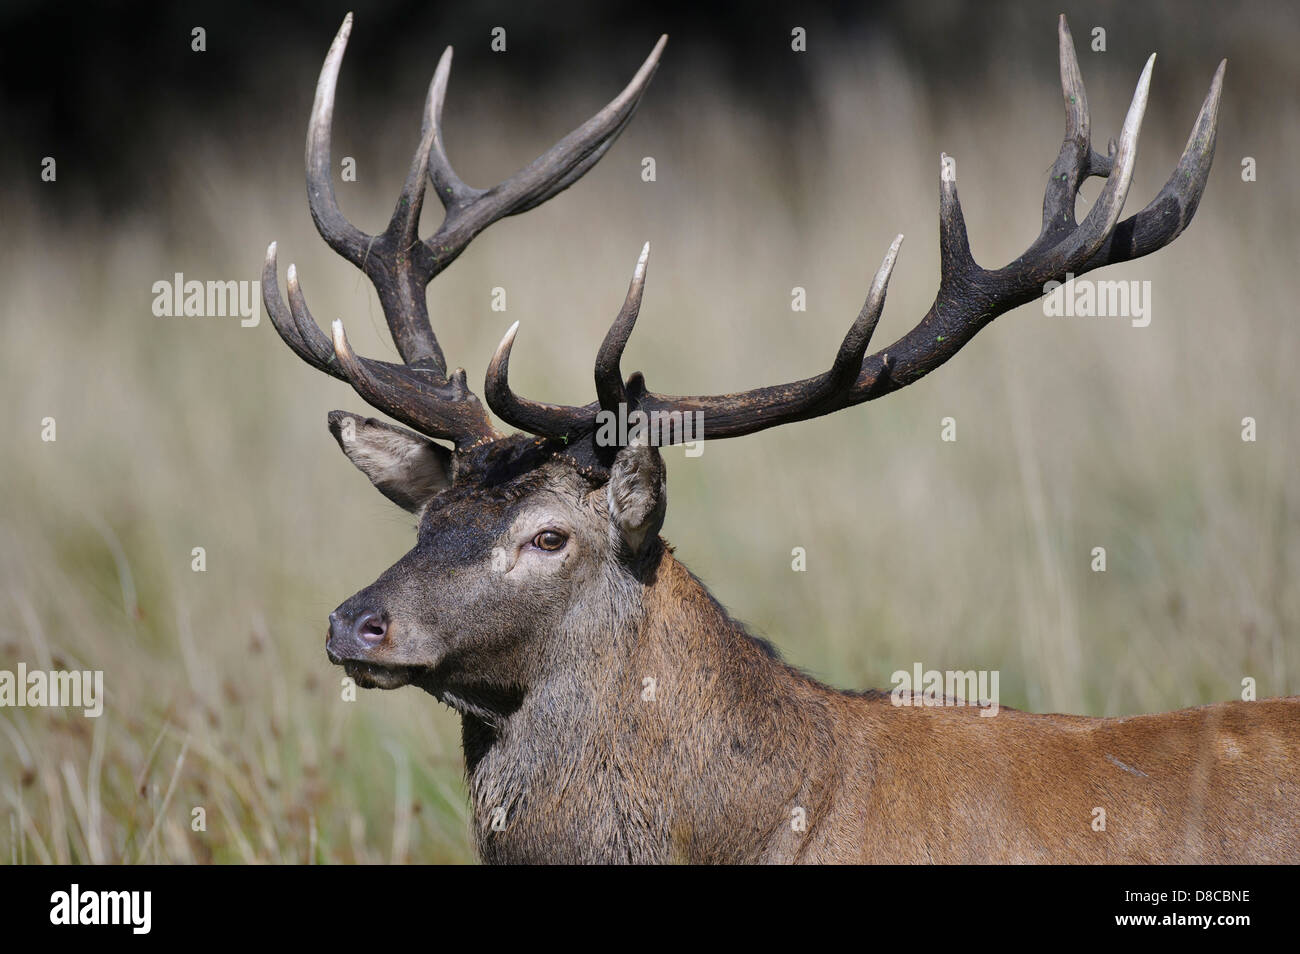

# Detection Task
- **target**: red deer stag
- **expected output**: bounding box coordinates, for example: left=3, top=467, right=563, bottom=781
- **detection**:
left=262, top=14, right=1299, bottom=863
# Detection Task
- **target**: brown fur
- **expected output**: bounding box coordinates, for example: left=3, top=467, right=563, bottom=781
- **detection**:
left=323, top=429, right=1299, bottom=864
left=466, top=537, right=1300, bottom=863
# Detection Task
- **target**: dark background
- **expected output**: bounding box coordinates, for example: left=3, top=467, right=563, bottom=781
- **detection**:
left=2, top=0, right=1280, bottom=217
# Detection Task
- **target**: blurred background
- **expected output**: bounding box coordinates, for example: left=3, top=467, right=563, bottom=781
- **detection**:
left=1, top=0, right=1296, bottom=863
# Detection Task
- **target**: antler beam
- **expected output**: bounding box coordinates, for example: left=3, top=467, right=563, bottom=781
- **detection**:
left=485, top=15, right=1224, bottom=446
left=264, top=13, right=667, bottom=448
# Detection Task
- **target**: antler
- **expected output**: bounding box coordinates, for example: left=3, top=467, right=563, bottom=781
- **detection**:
left=264, top=13, right=667, bottom=449
left=485, top=15, right=1224, bottom=447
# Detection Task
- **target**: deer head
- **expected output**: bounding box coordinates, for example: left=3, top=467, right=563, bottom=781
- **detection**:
left=263, top=15, right=1222, bottom=725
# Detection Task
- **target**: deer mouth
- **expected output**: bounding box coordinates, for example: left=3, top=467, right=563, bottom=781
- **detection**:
left=340, top=659, right=421, bottom=690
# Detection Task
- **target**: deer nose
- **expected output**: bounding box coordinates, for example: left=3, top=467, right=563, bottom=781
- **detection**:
left=329, top=609, right=388, bottom=646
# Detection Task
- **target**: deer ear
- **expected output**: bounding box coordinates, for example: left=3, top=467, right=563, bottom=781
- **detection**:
left=327, top=411, right=452, bottom=512
left=607, top=440, right=667, bottom=555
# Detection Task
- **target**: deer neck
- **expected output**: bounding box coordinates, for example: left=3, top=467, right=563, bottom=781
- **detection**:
left=461, top=541, right=847, bottom=863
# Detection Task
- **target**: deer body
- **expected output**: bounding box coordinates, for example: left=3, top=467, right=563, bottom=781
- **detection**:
left=261, top=15, right=1299, bottom=863
left=455, top=544, right=1300, bottom=863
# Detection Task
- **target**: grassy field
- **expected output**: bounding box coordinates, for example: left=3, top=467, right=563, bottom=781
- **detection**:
left=2, top=10, right=1297, bottom=863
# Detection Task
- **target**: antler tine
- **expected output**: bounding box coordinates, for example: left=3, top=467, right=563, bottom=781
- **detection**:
left=306, top=13, right=372, bottom=267
left=485, top=236, right=904, bottom=441
left=266, top=15, right=667, bottom=450
left=485, top=241, right=660, bottom=441
left=1080, top=58, right=1225, bottom=268
left=631, top=235, right=903, bottom=439
left=830, top=235, right=904, bottom=393
left=424, top=47, right=473, bottom=210
left=268, top=237, right=500, bottom=447
left=1038, top=15, right=1092, bottom=242
left=330, top=319, right=502, bottom=447
left=481, top=16, right=1222, bottom=454
left=938, top=153, right=977, bottom=282
left=486, top=323, right=593, bottom=440
left=264, top=242, right=323, bottom=373
left=299, top=12, right=446, bottom=369
left=370, top=32, right=666, bottom=371
left=421, top=34, right=669, bottom=278
left=264, top=242, right=349, bottom=380
left=843, top=40, right=1221, bottom=403
left=594, top=242, right=651, bottom=413
left=384, top=69, right=441, bottom=249
left=1046, top=53, right=1153, bottom=269
left=285, top=263, right=345, bottom=371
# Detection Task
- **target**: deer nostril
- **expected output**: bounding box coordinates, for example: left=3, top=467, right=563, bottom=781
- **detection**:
left=354, top=611, right=388, bottom=644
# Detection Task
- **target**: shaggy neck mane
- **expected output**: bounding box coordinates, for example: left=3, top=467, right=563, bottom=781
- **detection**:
left=459, top=541, right=850, bottom=863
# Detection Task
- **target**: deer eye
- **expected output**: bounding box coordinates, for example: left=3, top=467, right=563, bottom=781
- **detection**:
left=532, top=530, right=568, bottom=552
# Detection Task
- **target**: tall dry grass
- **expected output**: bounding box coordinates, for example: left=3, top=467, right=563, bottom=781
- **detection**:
left=2, top=15, right=1297, bottom=862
